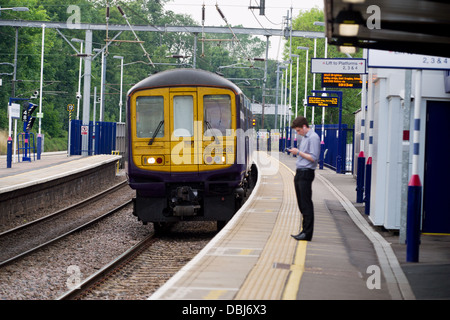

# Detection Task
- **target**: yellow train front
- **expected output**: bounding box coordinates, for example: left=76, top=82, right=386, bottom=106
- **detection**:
left=126, top=68, right=255, bottom=230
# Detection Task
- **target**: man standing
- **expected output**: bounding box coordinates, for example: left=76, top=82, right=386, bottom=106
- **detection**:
left=287, top=116, right=321, bottom=241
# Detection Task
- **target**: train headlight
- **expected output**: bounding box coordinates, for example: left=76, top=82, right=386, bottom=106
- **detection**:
left=143, top=155, right=164, bottom=165
left=205, top=155, right=227, bottom=164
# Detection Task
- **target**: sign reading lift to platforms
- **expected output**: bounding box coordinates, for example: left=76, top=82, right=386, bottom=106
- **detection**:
left=311, top=58, right=367, bottom=74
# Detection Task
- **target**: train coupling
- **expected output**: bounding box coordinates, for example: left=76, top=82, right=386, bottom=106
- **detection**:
left=171, top=186, right=201, bottom=217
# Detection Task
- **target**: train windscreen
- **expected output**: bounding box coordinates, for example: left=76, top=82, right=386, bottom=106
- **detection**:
left=204, top=95, right=231, bottom=136
left=136, top=96, right=164, bottom=138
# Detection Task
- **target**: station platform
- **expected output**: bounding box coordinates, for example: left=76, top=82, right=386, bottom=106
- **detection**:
left=150, top=151, right=450, bottom=300
left=0, top=152, right=121, bottom=228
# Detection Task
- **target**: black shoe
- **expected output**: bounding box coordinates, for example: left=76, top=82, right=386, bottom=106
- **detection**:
left=291, top=232, right=311, bottom=241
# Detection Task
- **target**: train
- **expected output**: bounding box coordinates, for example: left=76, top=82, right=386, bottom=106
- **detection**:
left=126, top=68, right=256, bottom=231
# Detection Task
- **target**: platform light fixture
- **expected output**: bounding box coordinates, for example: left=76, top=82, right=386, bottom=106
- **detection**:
left=335, top=8, right=364, bottom=37
left=0, top=7, right=29, bottom=13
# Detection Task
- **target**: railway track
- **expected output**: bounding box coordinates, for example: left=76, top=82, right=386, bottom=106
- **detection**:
left=1, top=173, right=254, bottom=300
left=57, top=232, right=157, bottom=300
left=58, top=222, right=217, bottom=300
left=0, top=181, right=130, bottom=267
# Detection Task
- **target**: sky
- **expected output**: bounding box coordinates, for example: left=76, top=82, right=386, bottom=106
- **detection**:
left=164, top=0, right=324, bottom=60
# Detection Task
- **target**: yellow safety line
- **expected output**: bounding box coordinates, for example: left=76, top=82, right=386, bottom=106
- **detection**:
left=276, top=159, right=308, bottom=300
left=203, top=290, right=227, bottom=299
left=282, top=241, right=307, bottom=300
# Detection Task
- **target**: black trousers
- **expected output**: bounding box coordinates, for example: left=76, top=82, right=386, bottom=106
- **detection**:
left=294, top=168, right=315, bottom=239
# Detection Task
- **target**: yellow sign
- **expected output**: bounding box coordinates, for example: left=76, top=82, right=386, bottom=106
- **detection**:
left=322, top=73, right=363, bottom=88
left=307, top=96, right=339, bottom=107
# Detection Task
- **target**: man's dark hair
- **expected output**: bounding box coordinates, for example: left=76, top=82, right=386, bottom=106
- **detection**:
left=291, top=116, right=309, bottom=129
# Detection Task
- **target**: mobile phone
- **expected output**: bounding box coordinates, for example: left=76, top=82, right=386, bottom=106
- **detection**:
left=284, top=148, right=290, bottom=152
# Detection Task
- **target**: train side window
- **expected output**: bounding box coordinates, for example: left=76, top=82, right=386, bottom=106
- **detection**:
left=204, top=95, right=231, bottom=136
left=136, top=96, right=164, bottom=138
left=173, top=95, right=194, bottom=137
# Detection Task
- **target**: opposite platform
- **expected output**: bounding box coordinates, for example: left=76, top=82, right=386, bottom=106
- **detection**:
left=0, top=153, right=121, bottom=227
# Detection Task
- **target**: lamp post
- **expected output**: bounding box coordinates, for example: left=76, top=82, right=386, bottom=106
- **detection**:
left=297, top=46, right=309, bottom=118
left=274, top=64, right=287, bottom=131
left=94, top=48, right=106, bottom=122
left=314, top=22, right=327, bottom=170
left=71, top=38, right=84, bottom=120
left=37, top=24, right=45, bottom=160
left=290, top=53, right=299, bottom=153
left=113, top=56, right=124, bottom=123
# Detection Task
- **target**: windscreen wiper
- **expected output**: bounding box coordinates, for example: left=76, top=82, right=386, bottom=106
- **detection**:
left=204, top=120, right=220, bottom=144
left=148, top=120, right=164, bottom=145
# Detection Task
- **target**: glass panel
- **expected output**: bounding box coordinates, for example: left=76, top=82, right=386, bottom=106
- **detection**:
left=136, top=96, right=164, bottom=138
left=173, top=95, right=194, bottom=137
left=204, top=95, right=231, bottom=136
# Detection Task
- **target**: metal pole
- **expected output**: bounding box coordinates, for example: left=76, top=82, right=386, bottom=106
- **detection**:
left=76, top=42, right=83, bottom=120
left=274, top=64, right=280, bottom=130
left=289, top=7, right=293, bottom=122
left=400, top=69, right=412, bottom=243
left=406, top=69, right=423, bottom=262
left=295, top=55, right=299, bottom=118
left=357, top=49, right=368, bottom=202
left=12, top=27, right=18, bottom=98
left=81, top=29, right=92, bottom=157
left=119, top=57, right=123, bottom=123
left=312, top=38, right=316, bottom=128
left=93, top=86, right=97, bottom=155
left=280, top=71, right=284, bottom=130
left=193, top=33, right=197, bottom=69
left=99, top=50, right=105, bottom=122
left=365, top=68, right=375, bottom=214
left=37, top=24, right=45, bottom=160
left=261, top=35, right=269, bottom=129
left=319, top=40, right=328, bottom=170
left=284, top=68, right=288, bottom=150
left=93, top=87, right=97, bottom=123
left=337, top=91, right=343, bottom=173
left=304, top=50, right=308, bottom=117
left=321, top=40, right=327, bottom=138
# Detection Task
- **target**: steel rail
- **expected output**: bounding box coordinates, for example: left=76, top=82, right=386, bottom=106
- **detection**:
left=0, top=194, right=132, bottom=268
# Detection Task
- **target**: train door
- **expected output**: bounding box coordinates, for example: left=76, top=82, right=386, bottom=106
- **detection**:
left=169, top=89, right=200, bottom=174
left=423, top=100, right=450, bottom=234
left=198, top=88, right=236, bottom=170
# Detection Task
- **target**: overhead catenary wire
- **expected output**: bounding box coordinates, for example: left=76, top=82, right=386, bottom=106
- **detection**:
left=117, top=5, right=155, bottom=67
left=214, top=2, right=254, bottom=65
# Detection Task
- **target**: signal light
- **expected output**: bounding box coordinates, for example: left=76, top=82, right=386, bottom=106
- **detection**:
left=22, top=103, right=38, bottom=132
left=252, top=118, right=256, bottom=126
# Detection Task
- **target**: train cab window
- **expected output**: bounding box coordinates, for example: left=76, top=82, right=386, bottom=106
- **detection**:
left=173, top=95, right=194, bottom=137
left=204, top=95, right=231, bottom=136
left=136, top=96, right=164, bottom=138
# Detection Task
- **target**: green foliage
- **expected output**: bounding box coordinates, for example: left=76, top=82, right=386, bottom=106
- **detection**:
left=1, top=2, right=356, bottom=153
